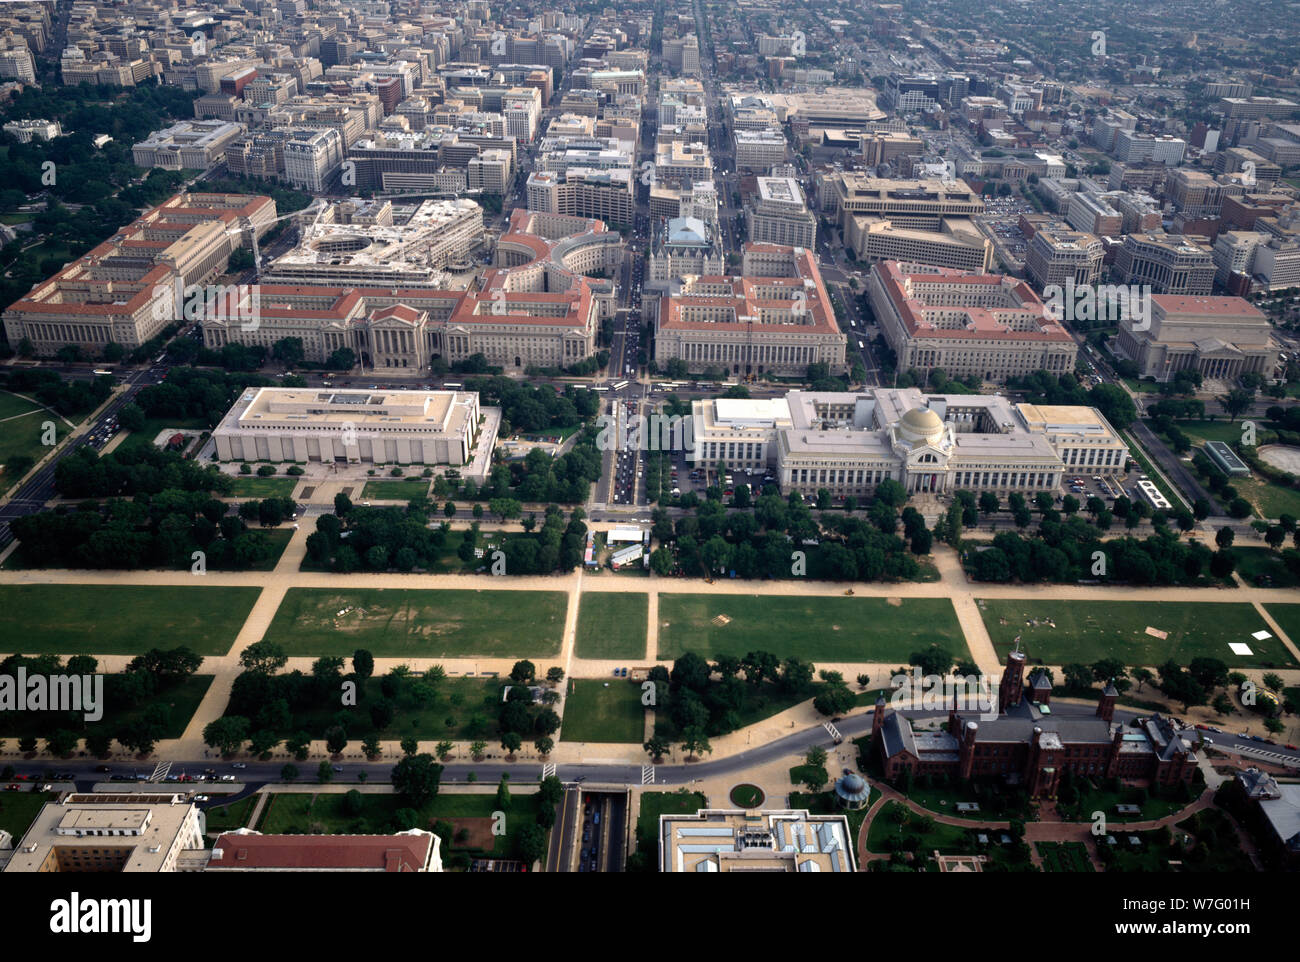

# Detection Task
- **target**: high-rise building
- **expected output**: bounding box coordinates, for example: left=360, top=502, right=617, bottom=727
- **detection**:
left=748, top=177, right=817, bottom=250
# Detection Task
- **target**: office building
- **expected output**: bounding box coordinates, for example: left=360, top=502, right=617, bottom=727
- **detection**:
left=654, top=243, right=847, bottom=377
left=1, top=794, right=207, bottom=873
left=867, top=260, right=1076, bottom=383
left=1115, top=294, right=1277, bottom=381
left=749, top=177, right=817, bottom=250
left=1113, top=232, right=1215, bottom=295
left=1025, top=228, right=1105, bottom=291
left=3, top=192, right=274, bottom=357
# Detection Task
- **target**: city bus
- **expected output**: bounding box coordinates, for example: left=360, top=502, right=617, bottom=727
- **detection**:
left=612, top=380, right=629, bottom=391
left=91, top=369, right=113, bottom=376
left=442, top=382, right=463, bottom=390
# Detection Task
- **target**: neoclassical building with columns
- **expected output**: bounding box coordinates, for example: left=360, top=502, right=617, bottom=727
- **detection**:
left=203, top=208, right=623, bottom=372
left=691, top=387, right=1126, bottom=500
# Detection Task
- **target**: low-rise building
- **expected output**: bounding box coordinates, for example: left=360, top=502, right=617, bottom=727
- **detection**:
left=1, top=794, right=207, bottom=873
left=659, top=809, right=856, bottom=873
left=213, top=387, right=487, bottom=467
left=208, top=828, right=442, bottom=872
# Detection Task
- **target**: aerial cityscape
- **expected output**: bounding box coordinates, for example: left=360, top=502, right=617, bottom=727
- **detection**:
left=0, top=0, right=1297, bottom=906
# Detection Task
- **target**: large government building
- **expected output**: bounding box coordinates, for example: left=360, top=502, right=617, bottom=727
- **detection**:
left=1114, top=294, right=1278, bottom=381
left=652, top=243, right=848, bottom=376
left=212, top=387, right=490, bottom=467
left=204, top=208, right=623, bottom=372
left=2, top=192, right=276, bottom=357
left=690, top=387, right=1127, bottom=499
left=867, top=260, right=1077, bottom=384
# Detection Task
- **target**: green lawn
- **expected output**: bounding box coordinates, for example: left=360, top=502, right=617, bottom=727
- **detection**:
left=258, top=790, right=545, bottom=858
left=1233, top=547, right=1300, bottom=589
left=656, top=594, right=969, bottom=662
left=979, top=599, right=1297, bottom=668
left=0, top=675, right=213, bottom=740
left=116, top=417, right=211, bottom=455
left=1231, top=473, right=1300, bottom=520
left=560, top=679, right=645, bottom=743
left=1172, top=420, right=1249, bottom=445
left=1072, top=783, right=1188, bottom=823
left=636, top=790, right=707, bottom=841
left=0, top=584, right=260, bottom=656
left=228, top=477, right=299, bottom=498
left=360, top=478, right=431, bottom=501
left=261, top=675, right=505, bottom=742
left=0, top=391, right=61, bottom=490
left=203, top=795, right=258, bottom=834
left=865, top=800, right=972, bottom=854
left=263, top=588, right=567, bottom=657
left=0, top=790, right=53, bottom=843
left=574, top=593, right=648, bottom=659
left=1265, top=605, right=1300, bottom=651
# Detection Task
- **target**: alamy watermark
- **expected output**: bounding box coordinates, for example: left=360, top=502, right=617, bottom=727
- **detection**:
left=0, top=668, right=103, bottom=721
left=151, top=277, right=261, bottom=331
left=595, top=409, right=696, bottom=454
left=890, top=667, right=998, bottom=721
left=1042, top=279, right=1151, bottom=332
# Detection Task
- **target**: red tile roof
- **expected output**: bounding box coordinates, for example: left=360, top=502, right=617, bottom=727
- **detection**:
left=209, top=833, right=434, bottom=871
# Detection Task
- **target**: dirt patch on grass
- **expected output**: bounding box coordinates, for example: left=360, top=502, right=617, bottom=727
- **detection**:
left=886, top=597, right=902, bottom=607
left=447, top=816, right=498, bottom=851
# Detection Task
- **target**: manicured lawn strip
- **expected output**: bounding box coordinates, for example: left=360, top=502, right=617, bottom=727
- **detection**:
left=1072, top=784, right=1187, bottom=823
left=865, top=800, right=969, bottom=854
left=1264, top=605, right=1300, bottom=652
left=203, top=795, right=258, bottom=833
left=560, top=679, right=645, bottom=743
left=0, top=675, right=213, bottom=739
left=228, top=477, right=299, bottom=498
left=0, top=584, right=260, bottom=656
left=979, top=599, right=1296, bottom=668
left=258, top=790, right=544, bottom=857
left=1168, top=420, right=1246, bottom=445
left=0, top=791, right=54, bottom=842
left=574, top=592, right=648, bottom=660
left=360, top=479, right=431, bottom=501
left=636, top=790, right=707, bottom=843
left=656, top=595, right=968, bottom=662
left=263, top=587, right=567, bottom=657
left=257, top=675, right=503, bottom=742
left=0, top=391, right=64, bottom=490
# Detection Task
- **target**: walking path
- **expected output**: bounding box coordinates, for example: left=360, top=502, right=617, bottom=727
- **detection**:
left=855, top=783, right=1227, bottom=872
left=4, top=520, right=1300, bottom=762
